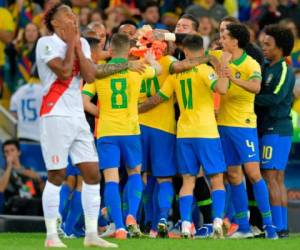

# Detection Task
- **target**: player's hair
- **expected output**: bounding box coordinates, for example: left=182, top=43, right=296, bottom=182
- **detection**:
left=182, top=35, right=203, bottom=51
left=221, top=16, right=240, bottom=24
left=118, top=20, right=137, bottom=29
left=44, top=3, right=64, bottom=33
left=110, top=33, right=130, bottom=54
left=2, top=139, right=20, bottom=153
left=226, top=23, right=250, bottom=49
left=264, top=24, right=294, bottom=57
left=139, top=1, right=159, bottom=13
left=180, top=14, right=199, bottom=31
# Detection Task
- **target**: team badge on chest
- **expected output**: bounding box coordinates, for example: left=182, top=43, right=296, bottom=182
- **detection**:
left=235, top=72, right=241, bottom=79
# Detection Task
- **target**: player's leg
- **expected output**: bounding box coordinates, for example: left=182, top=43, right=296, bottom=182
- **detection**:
left=277, top=171, right=289, bottom=237
left=120, top=135, right=143, bottom=237
left=150, top=127, right=176, bottom=237
left=142, top=173, right=155, bottom=233
left=40, top=117, right=74, bottom=248
left=177, top=138, right=198, bottom=238
left=72, top=120, right=118, bottom=247
left=218, top=126, right=252, bottom=238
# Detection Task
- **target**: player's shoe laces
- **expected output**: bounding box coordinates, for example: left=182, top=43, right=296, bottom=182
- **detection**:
left=100, top=223, right=116, bottom=238
left=195, top=224, right=213, bottom=238
left=264, top=225, right=278, bottom=240
left=181, top=221, right=195, bottom=238
left=157, top=218, right=168, bottom=238
left=126, top=215, right=142, bottom=238
left=212, top=218, right=224, bottom=239
left=115, top=228, right=128, bottom=240
left=226, top=223, right=239, bottom=237
left=44, top=235, right=67, bottom=248
left=84, top=233, right=118, bottom=248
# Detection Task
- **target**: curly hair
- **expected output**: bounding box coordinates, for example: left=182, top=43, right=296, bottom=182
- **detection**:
left=226, top=23, right=250, bottom=49
left=264, top=24, right=294, bottom=57
left=44, top=3, right=64, bottom=33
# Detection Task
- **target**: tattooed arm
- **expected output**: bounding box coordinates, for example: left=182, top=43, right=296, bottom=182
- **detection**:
left=94, top=60, right=146, bottom=79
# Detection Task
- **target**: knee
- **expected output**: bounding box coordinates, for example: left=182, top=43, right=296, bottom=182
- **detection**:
left=180, top=176, right=195, bottom=195
left=210, top=173, right=224, bottom=190
left=127, top=165, right=141, bottom=176
left=227, top=170, right=242, bottom=185
left=48, top=170, right=66, bottom=186
left=85, top=170, right=100, bottom=184
left=245, top=166, right=262, bottom=184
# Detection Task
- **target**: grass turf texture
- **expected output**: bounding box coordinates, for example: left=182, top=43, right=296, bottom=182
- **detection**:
left=0, top=234, right=300, bottom=250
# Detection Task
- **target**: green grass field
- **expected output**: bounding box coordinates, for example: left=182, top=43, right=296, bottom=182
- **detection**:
left=0, top=233, right=300, bottom=250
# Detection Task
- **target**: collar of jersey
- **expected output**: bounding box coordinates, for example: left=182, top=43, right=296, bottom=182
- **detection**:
left=108, top=58, right=128, bottom=64
left=231, top=50, right=247, bottom=66
left=52, top=33, right=66, bottom=46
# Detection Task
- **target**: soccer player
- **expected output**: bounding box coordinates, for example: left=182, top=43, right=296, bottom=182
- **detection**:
left=139, top=35, right=230, bottom=238
left=88, top=33, right=160, bottom=239
left=138, top=43, right=177, bottom=237
left=10, top=69, right=43, bottom=143
left=36, top=4, right=117, bottom=248
left=255, top=24, right=295, bottom=237
left=217, top=23, right=277, bottom=239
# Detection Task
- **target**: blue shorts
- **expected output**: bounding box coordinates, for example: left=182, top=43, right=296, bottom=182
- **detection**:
left=66, top=162, right=81, bottom=176
left=176, top=138, right=226, bottom=176
left=260, top=134, right=292, bottom=171
left=140, top=125, right=176, bottom=177
left=218, top=126, right=260, bottom=166
left=97, top=135, right=142, bottom=170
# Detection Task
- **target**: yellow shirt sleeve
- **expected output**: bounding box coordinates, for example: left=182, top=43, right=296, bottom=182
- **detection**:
left=82, top=82, right=96, bottom=98
left=247, top=60, right=262, bottom=80
left=158, top=75, right=175, bottom=100
left=200, top=65, right=218, bottom=91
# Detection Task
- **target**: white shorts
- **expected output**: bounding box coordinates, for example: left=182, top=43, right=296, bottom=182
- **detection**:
left=40, top=116, right=98, bottom=170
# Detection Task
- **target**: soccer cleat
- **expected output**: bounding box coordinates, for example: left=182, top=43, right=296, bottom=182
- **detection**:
left=157, top=218, right=168, bottom=238
left=100, top=223, right=116, bottom=238
left=149, top=230, right=158, bottom=238
left=181, top=221, right=195, bottom=238
left=115, top=228, right=127, bottom=240
left=126, top=215, right=142, bottom=238
left=84, top=234, right=118, bottom=248
left=226, top=223, right=239, bottom=237
left=277, top=230, right=289, bottom=238
left=251, top=226, right=265, bottom=238
left=44, top=236, right=67, bottom=248
left=195, top=224, right=213, bottom=239
left=264, top=225, right=278, bottom=240
left=212, top=218, right=224, bottom=239
left=228, top=230, right=254, bottom=239
left=168, top=221, right=182, bottom=239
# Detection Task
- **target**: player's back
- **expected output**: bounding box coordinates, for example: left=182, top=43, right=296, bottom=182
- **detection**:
left=10, top=82, right=43, bottom=141
left=162, top=64, right=219, bottom=138
left=95, top=61, right=155, bottom=138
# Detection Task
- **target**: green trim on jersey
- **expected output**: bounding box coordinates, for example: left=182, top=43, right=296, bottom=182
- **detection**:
left=210, top=80, right=217, bottom=91
left=158, top=90, right=169, bottom=101
left=82, top=90, right=95, bottom=98
left=231, top=51, right=247, bottom=66
left=273, top=61, right=288, bottom=94
left=108, top=57, right=128, bottom=64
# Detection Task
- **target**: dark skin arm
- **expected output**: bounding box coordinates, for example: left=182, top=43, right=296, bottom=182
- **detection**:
left=138, top=94, right=165, bottom=113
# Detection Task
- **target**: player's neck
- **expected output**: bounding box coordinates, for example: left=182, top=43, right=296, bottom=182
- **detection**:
left=231, top=48, right=244, bottom=61
left=269, top=54, right=283, bottom=66
left=54, top=30, right=65, bottom=42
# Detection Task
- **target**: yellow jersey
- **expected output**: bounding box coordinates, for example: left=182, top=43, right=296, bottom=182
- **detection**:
left=208, top=50, right=262, bottom=128
left=159, top=64, right=219, bottom=138
left=139, top=55, right=177, bottom=134
left=85, top=58, right=156, bottom=138
left=0, top=8, right=15, bottom=66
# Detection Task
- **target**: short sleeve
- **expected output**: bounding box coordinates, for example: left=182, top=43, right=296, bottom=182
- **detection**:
left=166, top=55, right=177, bottom=73
left=36, top=37, right=61, bottom=64
left=142, top=66, right=156, bottom=80
left=158, top=75, right=175, bottom=100
left=82, top=82, right=96, bottom=98
left=200, top=66, right=218, bottom=91
left=10, top=92, right=18, bottom=112
left=206, top=49, right=222, bottom=60
left=80, top=37, right=92, bottom=60
left=247, top=60, right=262, bottom=81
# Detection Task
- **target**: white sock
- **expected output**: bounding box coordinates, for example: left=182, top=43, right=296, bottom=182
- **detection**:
left=42, top=181, right=61, bottom=237
left=82, top=182, right=100, bottom=235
